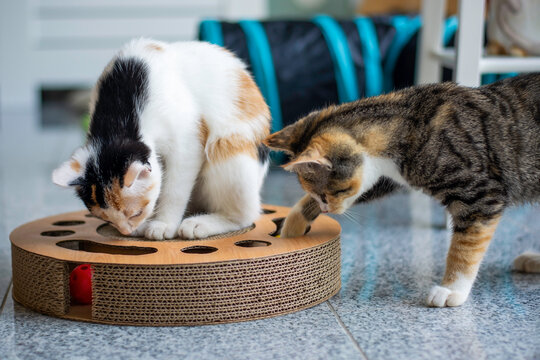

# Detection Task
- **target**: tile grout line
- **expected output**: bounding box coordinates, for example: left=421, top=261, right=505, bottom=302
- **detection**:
left=0, top=278, right=13, bottom=315
left=326, top=301, right=369, bottom=360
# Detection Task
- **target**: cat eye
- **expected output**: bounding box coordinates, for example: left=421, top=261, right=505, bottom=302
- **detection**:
left=331, top=187, right=352, bottom=196
left=129, top=210, right=143, bottom=219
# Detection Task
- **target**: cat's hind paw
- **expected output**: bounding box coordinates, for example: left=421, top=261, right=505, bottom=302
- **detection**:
left=144, top=220, right=178, bottom=240
left=514, top=251, right=540, bottom=273
left=426, top=285, right=468, bottom=307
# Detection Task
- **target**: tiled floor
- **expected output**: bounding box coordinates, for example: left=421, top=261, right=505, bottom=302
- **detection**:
left=0, top=113, right=538, bottom=359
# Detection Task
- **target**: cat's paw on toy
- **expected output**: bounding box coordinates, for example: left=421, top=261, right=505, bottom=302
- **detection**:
left=129, top=223, right=148, bottom=237
left=179, top=216, right=211, bottom=239
left=280, top=213, right=309, bottom=238
left=144, top=220, right=178, bottom=240
left=426, top=285, right=468, bottom=307
left=179, top=214, right=242, bottom=239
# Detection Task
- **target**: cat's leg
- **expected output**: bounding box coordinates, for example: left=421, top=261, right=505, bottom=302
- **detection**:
left=178, top=155, right=264, bottom=239
left=514, top=252, right=540, bottom=273
left=427, top=215, right=501, bottom=307
left=280, top=194, right=321, bottom=238
left=145, top=152, right=203, bottom=240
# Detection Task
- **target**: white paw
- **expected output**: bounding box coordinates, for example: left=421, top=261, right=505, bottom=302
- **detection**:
left=178, top=217, right=215, bottom=239
left=129, top=223, right=148, bottom=237
left=179, top=214, right=240, bottom=240
left=144, top=220, right=178, bottom=240
left=514, top=252, right=540, bottom=273
left=426, top=285, right=468, bottom=307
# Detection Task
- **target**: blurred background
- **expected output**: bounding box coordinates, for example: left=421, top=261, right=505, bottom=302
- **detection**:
left=0, top=0, right=461, bottom=130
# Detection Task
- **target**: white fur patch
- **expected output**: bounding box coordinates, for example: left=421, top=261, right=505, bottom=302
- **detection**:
left=56, top=38, right=269, bottom=240
left=52, top=146, right=91, bottom=187
left=426, top=272, right=474, bottom=307
left=343, top=154, right=408, bottom=209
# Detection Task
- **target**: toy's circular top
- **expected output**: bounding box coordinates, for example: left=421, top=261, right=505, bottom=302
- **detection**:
left=10, top=205, right=341, bottom=265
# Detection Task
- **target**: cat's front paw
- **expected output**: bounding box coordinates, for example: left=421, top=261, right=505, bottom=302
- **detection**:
left=179, top=216, right=215, bottom=239
left=144, top=220, right=178, bottom=240
left=280, top=212, right=308, bottom=238
left=129, top=222, right=149, bottom=237
left=179, top=214, right=240, bottom=240
left=426, top=285, right=468, bottom=307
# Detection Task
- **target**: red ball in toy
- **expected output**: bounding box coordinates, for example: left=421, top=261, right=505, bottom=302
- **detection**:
left=70, top=264, right=93, bottom=304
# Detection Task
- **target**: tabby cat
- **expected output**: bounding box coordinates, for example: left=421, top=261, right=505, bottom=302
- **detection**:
left=53, top=38, right=270, bottom=240
left=264, top=73, right=540, bottom=307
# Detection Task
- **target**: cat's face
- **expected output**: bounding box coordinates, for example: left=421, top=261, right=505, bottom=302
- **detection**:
left=52, top=146, right=160, bottom=235
left=264, top=121, right=364, bottom=214
left=85, top=173, right=157, bottom=235
left=290, top=156, right=363, bottom=214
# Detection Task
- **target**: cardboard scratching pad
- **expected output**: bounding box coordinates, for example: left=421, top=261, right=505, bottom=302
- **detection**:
left=10, top=205, right=341, bottom=326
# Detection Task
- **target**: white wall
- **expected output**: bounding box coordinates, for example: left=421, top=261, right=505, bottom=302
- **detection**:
left=0, top=0, right=267, bottom=127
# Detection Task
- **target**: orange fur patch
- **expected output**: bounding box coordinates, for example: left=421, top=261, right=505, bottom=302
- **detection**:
left=362, top=125, right=391, bottom=155
left=198, top=117, right=210, bottom=148
left=206, top=134, right=258, bottom=162
left=70, top=160, right=81, bottom=173
left=443, top=216, right=501, bottom=284
left=104, top=178, right=124, bottom=210
left=147, top=43, right=163, bottom=51
left=90, top=184, right=98, bottom=205
left=123, top=165, right=140, bottom=188
left=236, top=71, right=269, bottom=120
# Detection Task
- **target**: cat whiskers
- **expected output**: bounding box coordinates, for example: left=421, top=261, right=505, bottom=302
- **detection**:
left=341, top=209, right=363, bottom=226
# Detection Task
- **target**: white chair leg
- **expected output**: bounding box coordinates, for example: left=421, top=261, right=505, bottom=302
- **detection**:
left=417, top=0, right=447, bottom=84
left=453, top=0, right=485, bottom=86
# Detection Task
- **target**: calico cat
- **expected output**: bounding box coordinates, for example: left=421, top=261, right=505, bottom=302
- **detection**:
left=264, top=73, right=540, bottom=307
left=53, top=38, right=270, bottom=240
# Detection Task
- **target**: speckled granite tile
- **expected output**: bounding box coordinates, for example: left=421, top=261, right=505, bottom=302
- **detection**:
left=0, top=291, right=362, bottom=360
left=330, top=191, right=540, bottom=360
left=0, top=247, right=12, bottom=307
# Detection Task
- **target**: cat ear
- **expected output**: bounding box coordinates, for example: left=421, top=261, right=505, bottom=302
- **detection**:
left=264, top=119, right=310, bottom=155
left=52, top=147, right=90, bottom=187
left=124, top=161, right=151, bottom=188
left=263, top=128, right=295, bottom=154
left=282, top=147, right=332, bottom=172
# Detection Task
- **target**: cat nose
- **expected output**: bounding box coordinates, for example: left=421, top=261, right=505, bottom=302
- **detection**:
left=118, top=226, right=132, bottom=235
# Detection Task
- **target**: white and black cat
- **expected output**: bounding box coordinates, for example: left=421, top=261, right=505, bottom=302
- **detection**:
left=53, top=38, right=270, bottom=240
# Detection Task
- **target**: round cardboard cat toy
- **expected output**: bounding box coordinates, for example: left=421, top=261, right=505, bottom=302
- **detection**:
left=10, top=204, right=341, bottom=326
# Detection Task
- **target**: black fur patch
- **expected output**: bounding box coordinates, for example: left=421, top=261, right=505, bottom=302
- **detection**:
left=78, top=57, right=151, bottom=209
left=89, top=57, right=149, bottom=143
left=355, top=177, right=400, bottom=204
left=257, top=144, right=270, bottom=164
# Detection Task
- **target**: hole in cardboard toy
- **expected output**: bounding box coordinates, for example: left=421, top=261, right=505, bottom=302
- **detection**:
left=57, top=240, right=157, bottom=255
left=181, top=246, right=218, bottom=254
left=85, top=214, right=96, bottom=218
left=41, top=230, right=75, bottom=237
left=262, top=208, right=276, bottom=214
left=53, top=220, right=85, bottom=226
left=235, top=240, right=271, bottom=247
left=269, top=217, right=311, bottom=237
